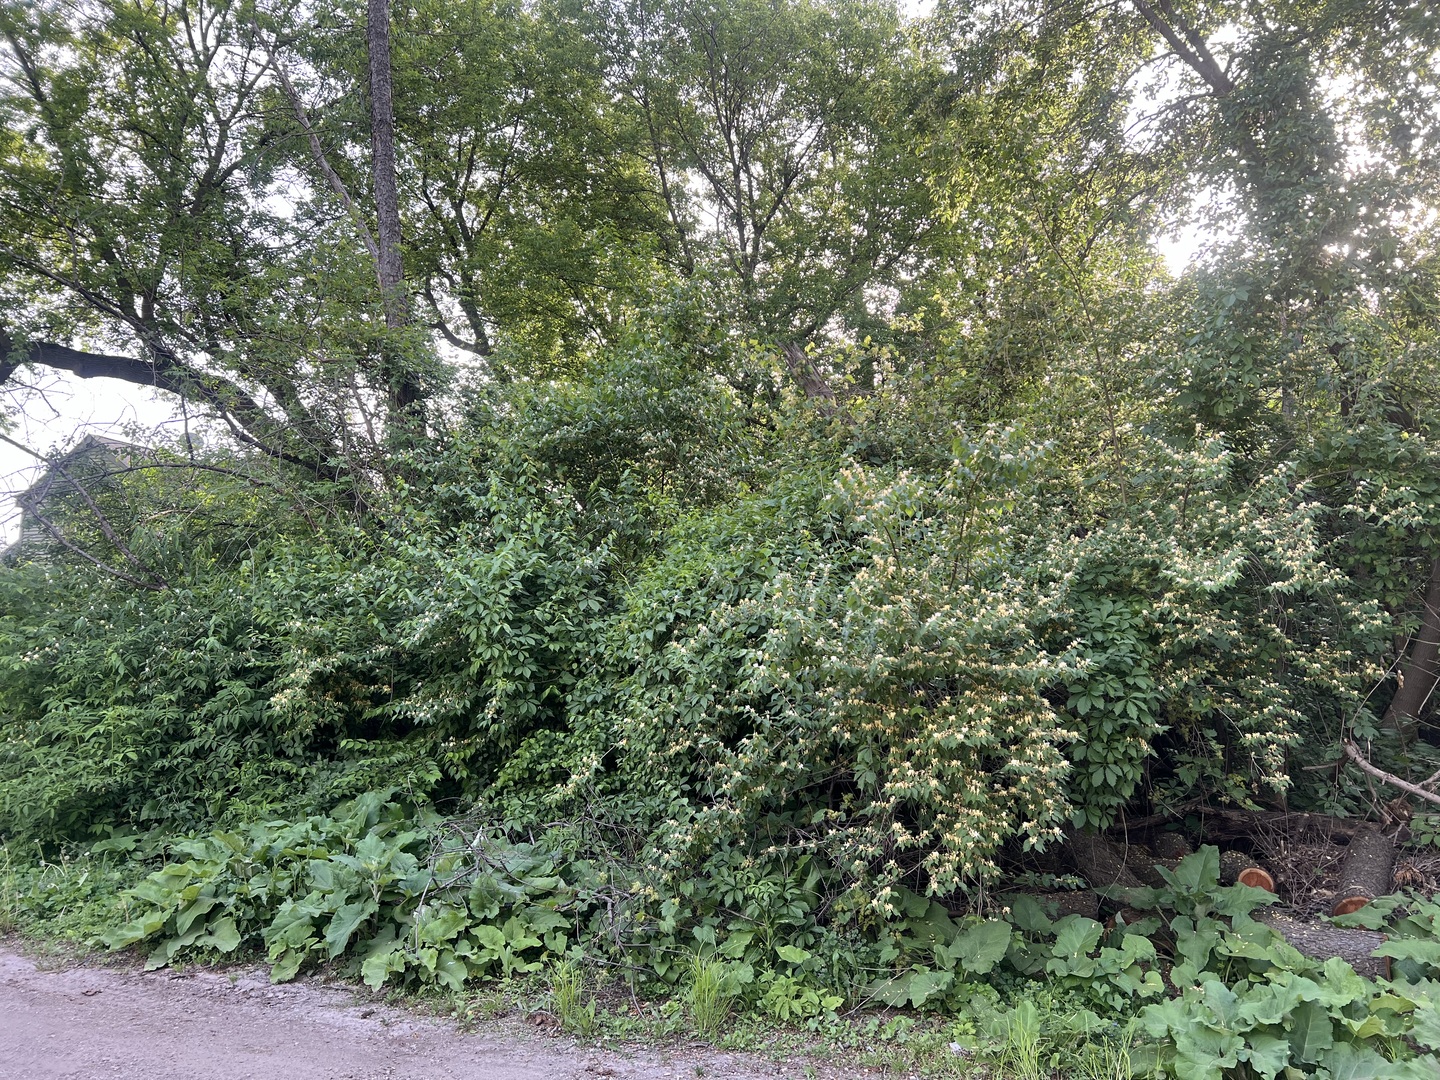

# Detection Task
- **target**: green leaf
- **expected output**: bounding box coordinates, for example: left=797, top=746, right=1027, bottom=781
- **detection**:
left=1319, top=1042, right=1400, bottom=1080
left=324, top=900, right=377, bottom=959
left=415, top=905, right=468, bottom=946
left=719, top=929, right=754, bottom=959
left=433, top=950, right=467, bottom=992
left=1213, top=883, right=1279, bottom=917
left=1164, top=847, right=1221, bottom=895
left=1237, top=977, right=1307, bottom=1027
left=472, top=924, right=506, bottom=955
left=1237, top=1033, right=1290, bottom=1080
left=361, top=948, right=400, bottom=991
left=1173, top=1024, right=1242, bottom=1080
left=102, top=911, right=167, bottom=950
left=90, top=834, right=138, bottom=854
left=775, top=944, right=811, bottom=965
left=1007, top=894, right=1052, bottom=934
left=947, top=921, right=1011, bottom=975
left=500, top=916, right=541, bottom=951
left=1412, top=1005, right=1440, bottom=1051
left=270, top=948, right=305, bottom=984
left=174, top=895, right=220, bottom=936
left=1051, top=916, right=1103, bottom=963
left=198, top=916, right=241, bottom=954
left=869, top=970, right=918, bottom=1007
left=1375, top=939, right=1440, bottom=965
left=905, top=967, right=953, bottom=1007
left=1287, top=1000, right=1334, bottom=1064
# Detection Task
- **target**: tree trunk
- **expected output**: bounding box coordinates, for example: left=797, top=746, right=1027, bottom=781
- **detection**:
left=779, top=342, right=836, bottom=414
left=1065, top=827, right=1146, bottom=891
left=1256, top=912, right=1389, bottom=979
left=1385, top=558, right=1440, bottom=729
left=1219, top=850, right=1275, bottom=892
left=366, top=0, right=422, bottom=426
left=1193, top=808, right=1370, bottom=844
left=1330, top=829, right=1395, bottom=917
left=1150, top=833, right=1191, bottom=860
left=1005, top=890, right=1101, bottom=922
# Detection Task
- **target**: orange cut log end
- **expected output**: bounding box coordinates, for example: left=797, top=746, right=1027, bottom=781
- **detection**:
left=1332, top=894, right=1372, bottom=917
left=1237, top=867, right=1276, bottom=892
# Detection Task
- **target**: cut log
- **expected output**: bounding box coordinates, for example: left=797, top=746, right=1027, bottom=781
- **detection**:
left=1330, top=829, right=1395, bottom=917
left=1219, top=850, right=1276, bottom=893
left=1257, top=911, right=1389, bottom=979
left=1127, top=853, right=1181, bottom=889
left=1237, top=867, right=1276, bottom=892
left=1151, top=833, right=1192, bottom=860
left=993, top=891, right=1100, bottom=924
left=1198, top=808, right=1368, bottom=843
left=1022, top=890, right=1102, bottom=922
left=1065, top=827, right=1145, bottom=891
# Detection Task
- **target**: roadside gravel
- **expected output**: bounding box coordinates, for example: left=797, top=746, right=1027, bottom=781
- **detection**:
left=0, top=945, right=865, bottom=1080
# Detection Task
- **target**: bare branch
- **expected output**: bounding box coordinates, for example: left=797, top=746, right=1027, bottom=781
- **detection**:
left=1132, top=0, right=1234, bottom=97
left=1342, top=740, right=1440, bottom=809
left=1, top=335, right=347, bottom=480
left=0, top=430, right=169, bottom=587
left=260, top=38, right=382, bottom=270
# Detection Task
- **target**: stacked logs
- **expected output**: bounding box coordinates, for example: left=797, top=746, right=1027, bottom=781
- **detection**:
left=1051, top=823, right=1398, bottom=979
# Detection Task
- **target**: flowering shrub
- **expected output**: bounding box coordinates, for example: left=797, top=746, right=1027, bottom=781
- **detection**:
left=607, top=431, right=1076, bottom=896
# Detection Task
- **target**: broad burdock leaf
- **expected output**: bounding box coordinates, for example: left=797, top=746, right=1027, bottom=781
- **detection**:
left=946, top=921, right=1011, bottom=975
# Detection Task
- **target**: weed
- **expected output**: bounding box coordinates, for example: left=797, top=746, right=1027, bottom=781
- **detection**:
left=551, top=960, right=598, bottom=1037
left=1076, top=1029, right=1135, bottom=1080
left=0, top=845, right=18, bottom=933
left=689, top=954, right=731, bottom=1040
left=995, top=999, right=1043, bottom=1080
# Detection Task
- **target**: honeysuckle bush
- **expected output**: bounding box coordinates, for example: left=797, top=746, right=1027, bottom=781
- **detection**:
left=560, top=423, right=1390, bottom=897
left=0, top=388, right=1399, bottom=897
left=1029, top=435, right=1390, bottom=823
left=600, top=428, right=1081, bottom=895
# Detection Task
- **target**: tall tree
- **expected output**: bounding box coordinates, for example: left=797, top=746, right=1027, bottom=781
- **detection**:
left=1109, top=0, right=1440, bottom=727
left=609, top=0, right=943, bottom=396
left=0, top=0, right=415, bottom=482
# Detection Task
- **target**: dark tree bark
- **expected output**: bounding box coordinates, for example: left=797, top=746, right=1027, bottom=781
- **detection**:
left=1065, top=827, right=1146, bottom=891
left=999, top=890, right=1101, bottom=922
left=1131, top=0, right=1234, bottom=98
left=1150, top=833, right=1191, bottom=859
left=1330, top=829, right=1395, bottom=917
left=366, top=0, right=422, bottom=426
left=1385, top=558, right=1440, bottom=728
left=780, top=342, right=837, bottom=413
left=1189, top=808, right=1371, bottom=844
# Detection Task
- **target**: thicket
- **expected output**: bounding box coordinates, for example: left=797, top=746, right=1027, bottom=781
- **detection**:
left=2, top=0, right=1440, bottom=1075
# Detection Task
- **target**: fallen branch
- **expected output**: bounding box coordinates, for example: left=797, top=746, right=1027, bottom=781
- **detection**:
left=1342, top=741, right=1440, bottom=809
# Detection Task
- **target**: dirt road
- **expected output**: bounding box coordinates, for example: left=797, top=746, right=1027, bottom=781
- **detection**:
left=0, top=946, right=851, bottom=1080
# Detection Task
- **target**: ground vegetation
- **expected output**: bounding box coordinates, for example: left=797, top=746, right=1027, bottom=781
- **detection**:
left=3, top=0, right=1440, bottom=1075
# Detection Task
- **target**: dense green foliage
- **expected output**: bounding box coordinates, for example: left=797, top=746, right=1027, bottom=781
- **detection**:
left=4, top=0, right=1440, bottom=1074
left=9, top=801, right=1439, bottom=1077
